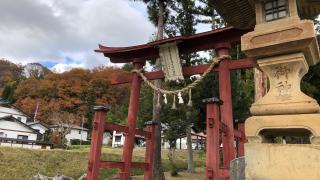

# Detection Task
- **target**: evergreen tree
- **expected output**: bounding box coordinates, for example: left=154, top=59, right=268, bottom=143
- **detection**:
left=132, top=1, right=175, bottom=179
left=84, top=87, right=96, bottom=130
left=166, top=0, right=199, bottom=173
left=2, top=84, right=13, bottom=101
left=1, top=81, right=18, bottom=103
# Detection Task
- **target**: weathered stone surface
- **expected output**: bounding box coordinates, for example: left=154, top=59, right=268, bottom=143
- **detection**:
left=241, top=20, right=320, bottom=66
left=230, top=157, right=245, bottom=180
left=245, top=114, right=320, bottom=144
left=245, top=143, right=320, bottom=180
left=250, top=53, right=319, bottom=115
left=242, top=1, right=320, bottom=179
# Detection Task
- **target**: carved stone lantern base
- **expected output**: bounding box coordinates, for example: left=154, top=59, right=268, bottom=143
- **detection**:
left=245, top=114, right=320, bottom=144
left=245, top=143, right=320, bottom=179
left=240, top=1, right=320, bottom=179
left=250, top=53, right=320, bottom=115
left=245, top=113, right=320, bottom=179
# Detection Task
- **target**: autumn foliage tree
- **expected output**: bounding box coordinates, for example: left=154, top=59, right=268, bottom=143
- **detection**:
left=13, top=66, right=128, bottom=128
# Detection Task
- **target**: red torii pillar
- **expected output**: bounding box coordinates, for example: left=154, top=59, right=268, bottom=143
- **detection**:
left=203, top=97, right=222, bottom=180
left=119, top=59, right=145, bottom=179
left=87, top=106, right=108, bottom=180
left=216, top=45, right=235, bottom=169
left=237, top=122, right=245, bottom=157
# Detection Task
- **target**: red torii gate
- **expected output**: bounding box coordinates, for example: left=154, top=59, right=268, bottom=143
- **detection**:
left=87, top=26, right=255, bottom=180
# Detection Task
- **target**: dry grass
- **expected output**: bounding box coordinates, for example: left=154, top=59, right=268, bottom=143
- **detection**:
left=0, top=146, right=205, bottom=180
left=133, top=167, right=205, bottom=180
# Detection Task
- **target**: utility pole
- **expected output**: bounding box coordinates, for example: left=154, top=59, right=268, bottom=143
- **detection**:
left=33, top=101, right=40, bottom=122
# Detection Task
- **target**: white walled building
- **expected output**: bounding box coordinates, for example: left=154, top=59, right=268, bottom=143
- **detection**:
left=66, top=127, right=88, bottom=143
left=161, top=127, right=206, bottom=150
left=0, top=116, right=39, bottom=140
left=50, top=124, right=88, bottom=143
left=112, top=131, right=126, bottom=148
left=0, top=99, right=31, bottom=124
left=0, top=99, right=52, bottom=149
left=175, top=132, right=206, bottom=150
left=0, top=115, right=51, bottom=149
left=111, top=131, right=146, bottom=148
left=103, top=132, right=112, bottom=145
left=27, top=121, right=49, bottom=134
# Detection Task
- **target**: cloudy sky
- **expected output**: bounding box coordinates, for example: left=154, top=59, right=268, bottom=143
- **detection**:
left=0, top=0, right=157, bottom=72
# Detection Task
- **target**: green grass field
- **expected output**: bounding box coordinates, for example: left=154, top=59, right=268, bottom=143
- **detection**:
left=0, top=146, right=205, bottom=180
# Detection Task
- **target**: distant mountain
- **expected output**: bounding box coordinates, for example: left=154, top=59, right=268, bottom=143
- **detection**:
left=23, top=63, right=51, bottom=78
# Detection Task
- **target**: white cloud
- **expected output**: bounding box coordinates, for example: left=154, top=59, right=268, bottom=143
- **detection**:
left=51, top=63, right=85, bottom=73
left=0, top=0, right=155, bottom=71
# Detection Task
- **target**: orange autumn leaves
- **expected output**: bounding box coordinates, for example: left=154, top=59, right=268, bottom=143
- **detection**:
left=13, top=66, right=129, bottom=125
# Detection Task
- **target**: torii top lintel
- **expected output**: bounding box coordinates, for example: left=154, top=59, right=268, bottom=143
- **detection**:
left=95, top=27, right=250, bottom=64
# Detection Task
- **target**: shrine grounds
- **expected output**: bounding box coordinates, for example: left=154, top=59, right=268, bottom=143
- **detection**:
left=0, top=146, right=205, bottom=180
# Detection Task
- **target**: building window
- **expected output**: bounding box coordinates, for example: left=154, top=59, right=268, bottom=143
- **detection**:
left=17, top=117, right=22, bottom=121
left=79, top=130, right=81, bottom=134
left=0, top=132, right=3, bottom=137
left=17, top=135, right=28, bottom=140
left=264, top=0, right=288, bottom=22
left=115, top=136, right=121, bottom=142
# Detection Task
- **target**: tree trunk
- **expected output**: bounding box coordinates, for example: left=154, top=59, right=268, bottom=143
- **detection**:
left=152, top=0, right=165, bottom=179
left=211, top=6, right=216, bottom=30
left=169, top=146, right=176, bottom=164
left=254, top=68, right=268, bottom=102
left=186, top=125, right=194, bottom=173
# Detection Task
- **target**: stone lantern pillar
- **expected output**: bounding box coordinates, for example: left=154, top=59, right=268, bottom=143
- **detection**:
left=241, top=0, right=320, bottom=179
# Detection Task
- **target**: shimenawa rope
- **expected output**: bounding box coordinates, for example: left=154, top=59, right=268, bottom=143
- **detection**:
left=131, top=55, right=231, bottom=95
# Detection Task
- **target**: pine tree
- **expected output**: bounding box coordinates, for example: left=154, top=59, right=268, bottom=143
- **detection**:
left=166, top=0, right=199, bottom=173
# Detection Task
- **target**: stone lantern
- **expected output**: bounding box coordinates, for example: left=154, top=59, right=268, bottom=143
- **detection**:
left=241, top=0, right=320, bottom=179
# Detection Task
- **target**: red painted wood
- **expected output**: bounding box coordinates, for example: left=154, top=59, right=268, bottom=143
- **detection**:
left=219, top=168, right=230, bottom=178
left=228, top=58, right=256, bottom=70
left=104, top=123, right=129, bottom=133
left=90, top=28, right=257, bottom=180
left=100, top=161, right=124, bottom=169
left=86, top=108, right=107, bottom=180
left=233, top=130, right=243, bottom=139
left=219, top=122, right=228, bottom=134
left=104, top=123, right=150, bottom=139
left=111, top=58, right=255, bottom=85
left=205, top=102, right=220, bottom=180
left=131, top=162, right=149, bottom=169
left=237, top=123, right=245, bottom=157
left=99, top=161, right=148, bottom=170
left=217, top=48, right=235, bottom=170
left=135, top=129, right=151, bottom=139
left=96, top=27, right=250, bottom=63
left=144, top=124, right=155, bottom=180
left=119, top=61, right=144, bottom=180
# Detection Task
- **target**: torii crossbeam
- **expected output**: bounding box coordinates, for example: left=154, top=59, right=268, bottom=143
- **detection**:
left=87, top=26, right=256, bottom=180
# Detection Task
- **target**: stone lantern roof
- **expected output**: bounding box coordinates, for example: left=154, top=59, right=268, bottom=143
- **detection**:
left=212, top=0, right=320, bottom=29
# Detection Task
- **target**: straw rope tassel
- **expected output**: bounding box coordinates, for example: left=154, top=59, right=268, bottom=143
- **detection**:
left=172, top=95, right=177, bottom=109
left=163, top=94, right=168, bottom=104
left=178, top=92, right=184, bottom=104
left=187, top=89, right=192, bottom=107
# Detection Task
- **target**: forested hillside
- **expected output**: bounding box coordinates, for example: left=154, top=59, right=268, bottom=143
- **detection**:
left=0, top=59, right=129, bottom=127
left=0, top=59, right=23, bottom=95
